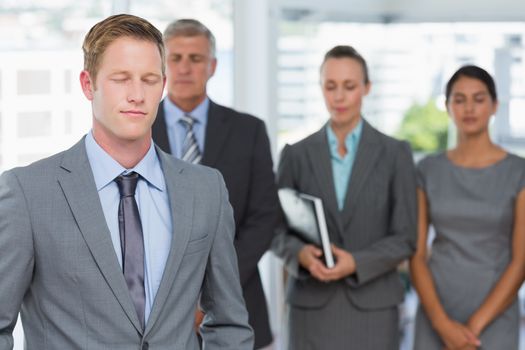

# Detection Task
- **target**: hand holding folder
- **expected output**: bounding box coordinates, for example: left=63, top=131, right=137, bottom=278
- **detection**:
left=278, top=188, right=335, bottom=268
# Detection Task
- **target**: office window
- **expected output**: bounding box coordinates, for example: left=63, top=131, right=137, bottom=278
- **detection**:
left=17, top=70, right=51, bottom=95
left=276, top=21, right=525, bottom=154
left=17, top=111, right=52, bottom=138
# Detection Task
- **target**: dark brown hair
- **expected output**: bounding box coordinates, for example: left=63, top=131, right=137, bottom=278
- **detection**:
left=445, top=65, right=497, bottom=103
left=321, top=45, right=369, bottom=84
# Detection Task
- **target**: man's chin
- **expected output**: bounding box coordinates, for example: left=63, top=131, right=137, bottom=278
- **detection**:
left=170, top=90, right=200, bottom=101
left=115, top=130, right=152, bottom=144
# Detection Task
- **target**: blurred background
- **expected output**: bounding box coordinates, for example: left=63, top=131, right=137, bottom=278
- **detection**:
left=1, top=0, right=524, bottom=348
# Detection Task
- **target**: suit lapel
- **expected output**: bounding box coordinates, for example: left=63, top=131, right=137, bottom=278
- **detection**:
left=57, top=139, right=144, bottom=333
left=306, top=127, right=344, bottom=236
left=342, top=121, right=384, bottom=226
left=201, top=101, right=232, bottom=167
left=152, top=100, right=172, bottom=154
left=145, top=149, right=194, bottom=334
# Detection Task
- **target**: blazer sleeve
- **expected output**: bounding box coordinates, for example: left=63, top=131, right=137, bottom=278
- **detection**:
left=233, top=121, right=280, bottom=286
left=271, top=145, right=309, bottom=279
left=347, top=141, right=417, bottom=287
left=0, top=171, right=34, bottom=350
left=199, top=170, right=254, bottom=349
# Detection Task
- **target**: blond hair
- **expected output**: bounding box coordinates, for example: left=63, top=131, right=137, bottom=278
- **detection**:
left=82, top=14, right=165, bottom=83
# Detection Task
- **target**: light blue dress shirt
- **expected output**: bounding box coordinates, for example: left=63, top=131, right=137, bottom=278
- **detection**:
left=84, top=131, right=172, bottom=323
left=326, top=120, right=363, bottom=210
left=163, top=97, right=209, bottom=158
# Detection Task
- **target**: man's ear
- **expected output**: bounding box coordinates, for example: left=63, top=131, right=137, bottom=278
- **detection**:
left=80, top=70, right=95, bottom=100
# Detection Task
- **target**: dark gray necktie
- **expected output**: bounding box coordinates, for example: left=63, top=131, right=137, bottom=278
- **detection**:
left=115, top=172, right=145, bottom=329
left=179, top=114, right=202, bottom=164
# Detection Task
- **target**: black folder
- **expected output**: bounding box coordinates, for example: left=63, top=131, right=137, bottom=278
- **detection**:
left=278, top=188, right=335, bottom=268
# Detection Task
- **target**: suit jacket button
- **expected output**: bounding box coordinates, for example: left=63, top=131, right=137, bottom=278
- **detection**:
left=142, top=342, right=149, bottom=350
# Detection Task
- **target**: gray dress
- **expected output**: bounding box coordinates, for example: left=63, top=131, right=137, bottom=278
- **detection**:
left=413, top=152, right=525, bottom=350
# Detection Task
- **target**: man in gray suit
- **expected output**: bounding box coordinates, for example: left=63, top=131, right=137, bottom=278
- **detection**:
left=0, top=14, right=253, bottom=350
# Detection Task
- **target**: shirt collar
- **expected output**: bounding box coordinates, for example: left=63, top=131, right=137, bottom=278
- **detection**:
left=163, top=96, right=210, bottom=126
left=326, top=119, right=363, bottom=157
left=85, top=131, right=166, bottom=192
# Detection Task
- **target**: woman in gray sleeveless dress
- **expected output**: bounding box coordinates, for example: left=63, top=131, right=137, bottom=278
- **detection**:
left=411, top=65, right=525, bottom=350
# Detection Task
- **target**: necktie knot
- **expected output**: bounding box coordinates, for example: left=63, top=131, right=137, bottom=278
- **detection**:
left=179, top=114, right=196, bottom=129
left=115, top=172, right=139, bottom=198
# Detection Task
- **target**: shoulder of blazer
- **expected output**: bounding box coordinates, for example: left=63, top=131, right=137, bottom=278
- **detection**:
left=278, top=127, right=329, bottom=178
left=27, top=137, right=86, bottom=175
left=361, top=119, right=408, bottom=151
left=287, top=125, right=327, bottom=151
left=9, top=151, right=67, bottom=187
left=4, top=138, right=85, bottom=197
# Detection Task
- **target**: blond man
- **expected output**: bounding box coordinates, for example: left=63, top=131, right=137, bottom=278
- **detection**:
left=0, top=14, right=253, bottom=350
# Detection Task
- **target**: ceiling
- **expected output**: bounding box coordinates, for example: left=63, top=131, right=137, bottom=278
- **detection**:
left=275, top=0, right=525, bottom=23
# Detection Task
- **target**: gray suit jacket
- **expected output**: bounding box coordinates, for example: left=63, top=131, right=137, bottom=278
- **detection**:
left=272, top=120, right=417, bottom=310
left=0, top=138, right=253, bottom=350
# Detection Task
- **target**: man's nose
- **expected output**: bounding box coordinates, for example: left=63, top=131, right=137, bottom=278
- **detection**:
left=127, top=80, right=145, bottom=103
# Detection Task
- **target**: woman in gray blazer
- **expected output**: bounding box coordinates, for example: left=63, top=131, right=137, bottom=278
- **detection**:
left=272, top=45, right=417, bottom=350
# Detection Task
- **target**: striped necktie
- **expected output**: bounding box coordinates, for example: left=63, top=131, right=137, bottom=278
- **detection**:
left=179, top=114, right=202, bottom=164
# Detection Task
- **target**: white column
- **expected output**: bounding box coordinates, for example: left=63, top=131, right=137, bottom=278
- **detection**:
left=233, top=0, right=279, bottom=155
left=233, top=1, right=285, bottom=349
